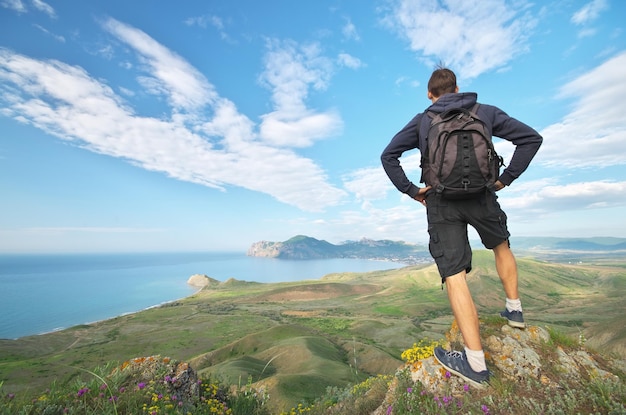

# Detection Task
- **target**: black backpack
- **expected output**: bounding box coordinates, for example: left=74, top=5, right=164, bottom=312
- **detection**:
left=420, top=103, right=503, bottom=199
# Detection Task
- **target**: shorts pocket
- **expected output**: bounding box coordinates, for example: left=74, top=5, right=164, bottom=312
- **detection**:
left=428, top=230, right=444, bottom=259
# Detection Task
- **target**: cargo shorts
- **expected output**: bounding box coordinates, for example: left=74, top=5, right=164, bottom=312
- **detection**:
left=425, top=190, right=510, bottom=280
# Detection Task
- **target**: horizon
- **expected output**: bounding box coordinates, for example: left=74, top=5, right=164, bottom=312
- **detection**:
left=0, top=234, right=625, bottom=255
left=1, top=0, right=625, bottom=253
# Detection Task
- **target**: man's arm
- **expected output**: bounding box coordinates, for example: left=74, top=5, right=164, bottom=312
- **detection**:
left=487, top=106, right=543, bottom=186
left=380, top=114, right=423, bottom=198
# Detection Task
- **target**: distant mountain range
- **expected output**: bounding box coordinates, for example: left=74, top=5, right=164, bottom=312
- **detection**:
left=510, top=236, right=626, bottom=251
left=247, top=235, right=626, bottom=263
left=247, top=235, right=431, bottom=264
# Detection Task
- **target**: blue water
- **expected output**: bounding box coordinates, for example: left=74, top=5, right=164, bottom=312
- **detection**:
left=0, top=252, right=406, bottom=339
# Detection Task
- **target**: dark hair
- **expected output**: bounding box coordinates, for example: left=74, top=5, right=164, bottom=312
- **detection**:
left=427, top=66, right=457, bottom=98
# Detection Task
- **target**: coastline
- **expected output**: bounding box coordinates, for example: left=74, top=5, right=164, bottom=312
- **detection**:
left=13, top=286, right=204, bottom=341
left=0, top=253, right=408, bottom=340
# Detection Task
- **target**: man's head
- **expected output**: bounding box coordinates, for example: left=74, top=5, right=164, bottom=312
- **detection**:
left=427, top=67, right=458, bottom=102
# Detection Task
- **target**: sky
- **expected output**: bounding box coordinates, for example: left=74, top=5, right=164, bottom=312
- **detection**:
left=0, top=0, right=625, bottom=253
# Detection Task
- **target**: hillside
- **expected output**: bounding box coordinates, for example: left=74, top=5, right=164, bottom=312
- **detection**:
left=0, top=252, right=625, bottom=413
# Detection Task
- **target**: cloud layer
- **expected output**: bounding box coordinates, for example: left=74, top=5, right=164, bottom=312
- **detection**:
left=0, top=18, right=348, bottom=212
left=381, top=0, right=537, bottom=79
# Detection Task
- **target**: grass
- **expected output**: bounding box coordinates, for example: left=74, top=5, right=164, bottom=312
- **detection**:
left=1, top=323, right=625, bottom=414
left=1, top=254, right=625, bottom=413
left=0, top=358, right=271, bottom=415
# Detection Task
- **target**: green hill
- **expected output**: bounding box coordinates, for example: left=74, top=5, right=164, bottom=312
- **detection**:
left=0, top=252, right=624, bottom=412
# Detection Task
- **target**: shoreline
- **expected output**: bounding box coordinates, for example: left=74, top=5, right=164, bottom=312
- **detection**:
left=4, top=286, right=203, bottom=341
left=0, top=255, right=410, bottom=341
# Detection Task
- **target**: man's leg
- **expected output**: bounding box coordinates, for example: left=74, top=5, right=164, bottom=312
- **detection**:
left=445, top=271, right=481, bottom=350
left=493, top=240, right=525, bottom=328
left=435, top=270, right=490, bottom=386
left=493, top=240, right=518, bottom=299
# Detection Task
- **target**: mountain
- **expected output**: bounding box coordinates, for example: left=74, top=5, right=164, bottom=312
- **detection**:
left=248, top=235, right=626, bottom=264
left=247, top=235, right=431, bottom=264
left=510, top=236, right=626, bottom=251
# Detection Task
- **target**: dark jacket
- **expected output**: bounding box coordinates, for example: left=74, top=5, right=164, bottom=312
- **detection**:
left=381, top=92, right=543, bottom=198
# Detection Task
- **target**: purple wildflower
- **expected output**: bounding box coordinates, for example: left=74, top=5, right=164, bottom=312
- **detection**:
left=386, top=404, right=393, bottom=415
left=482, top=404, right=490, bottom=414
left=407, top=387, right=413, bottom=393
left=463, top=384, right=470, bottom=392
left=137, top=382, right=146, bottom=390
left=77, top=387, right=89, bottom=397
left=445, top=371, right=451, bottom=379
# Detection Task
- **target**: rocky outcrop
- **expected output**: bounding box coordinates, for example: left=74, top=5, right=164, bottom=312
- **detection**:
left=373, top=321, right=625, bottom=414
left=115, top=356, right=199, bottom=406
left=186, top=274, right=219, bottom=288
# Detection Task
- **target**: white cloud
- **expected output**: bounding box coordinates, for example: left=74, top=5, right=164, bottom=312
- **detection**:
left=571, top=0, right=608, bottom=25
left=184, top=13, right=234, bottom=42
left=0, top=19, right=348, bottom=212
left=500, top=180, right=626, bottom=222
left=1, top=0, right=55, bottom=16
left=102, top=18, right=218, bottom=113
left=381, top=0, right=537, bottom=79
left=33, top=24, right=65, bottom=42
left=31, top=0, right=55, bottom=18
left=337, top=52, right=364, bottom=69
left=1, top=0, right=26, bottom=13
left=185, top=14, right=224, bottom=30
left=258, top=39, right=343, bottom=147
left=342, top=18, right=360, bottom=41
left=342, top=166, right=391, bottom=201
left=23, top=227, right=165, bottom=234
left=538, top=51, right=626, bottom=168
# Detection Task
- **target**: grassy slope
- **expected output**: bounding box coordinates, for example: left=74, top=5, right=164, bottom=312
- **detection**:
left=0, top=253, right=624, bottom=411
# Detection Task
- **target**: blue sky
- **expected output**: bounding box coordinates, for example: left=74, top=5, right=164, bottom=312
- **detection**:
left=1, top=0, right=625, bottom=253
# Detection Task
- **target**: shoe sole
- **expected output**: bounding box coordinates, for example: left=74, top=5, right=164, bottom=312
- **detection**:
left=507, top=319, right=526, bottom=329
left=500, top=312, right=526, bottom=329
left=433, top=354, right=488, bottom=389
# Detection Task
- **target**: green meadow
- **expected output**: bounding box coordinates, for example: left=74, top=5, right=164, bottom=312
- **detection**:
left=1, top=251, right=624, bottom=411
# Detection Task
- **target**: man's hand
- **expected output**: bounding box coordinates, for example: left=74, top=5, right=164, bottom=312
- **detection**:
left=413, top=186, right=431, bottom=206
left=494, top=180, right=506, bottom=191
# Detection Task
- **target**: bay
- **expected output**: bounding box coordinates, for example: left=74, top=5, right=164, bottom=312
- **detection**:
left=0, top=252, right=406, bottom=340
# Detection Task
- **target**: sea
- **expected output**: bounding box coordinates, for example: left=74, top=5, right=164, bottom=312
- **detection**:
left=0, top=252, right=407, bottom=340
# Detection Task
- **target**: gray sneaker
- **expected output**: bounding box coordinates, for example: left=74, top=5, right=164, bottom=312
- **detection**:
left=500, top=309, right=526, bottom=329
left=433, top=347, right=490, bottom=389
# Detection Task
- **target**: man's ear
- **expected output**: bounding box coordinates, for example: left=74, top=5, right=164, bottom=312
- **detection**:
left=454, top=86, right=459, bottom=93
left=427, top=91, right=434, bottom=100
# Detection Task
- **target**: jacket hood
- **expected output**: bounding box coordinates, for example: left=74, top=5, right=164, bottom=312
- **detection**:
left=427, top=92, right=477, bottom=113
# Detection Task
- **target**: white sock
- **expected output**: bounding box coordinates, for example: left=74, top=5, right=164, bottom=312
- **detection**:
left=506, top=298, right=522, bottom=312
left=465, top=347, right=487, bottom=373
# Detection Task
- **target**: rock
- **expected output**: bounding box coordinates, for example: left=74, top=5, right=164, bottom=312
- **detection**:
left=115, top=356, right=199, bottom=406
left=402, top=322, right=622, bottom=399
left=484, top=325, right=548, bottom=380
left=187, top=274, right=217, bottom=288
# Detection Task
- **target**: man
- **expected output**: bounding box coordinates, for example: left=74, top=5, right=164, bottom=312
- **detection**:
left=380, top=67, right=542, bottom=388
